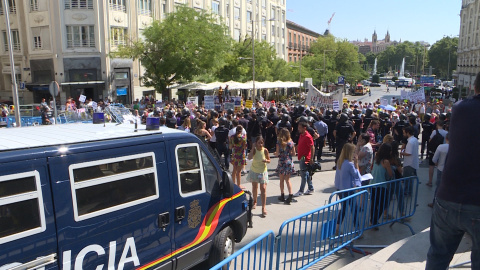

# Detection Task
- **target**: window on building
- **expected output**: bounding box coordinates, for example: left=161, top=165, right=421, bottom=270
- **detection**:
left=262, top=0, right=266, bottom=8
left=32, top=26, right=50, bottom=50
left=226, top=4, right=229, bottom=18
left=109, top=0, right=126, bottom=12
left=30, top=0, right=38, bottom=11
left=111, top=27, right=127, bottom=46
left=0, top=0, right=16, bottom=14
left=234, top=7, right=240, bottom=20
left=289, top=55, right=292, bottom=62
left=262, top=34, right=266, bottom=40
left=282, top=28, right=285, bottom=38
left=262, top=16, right=266, bottom=27
left=294, top=56, right=296, bottom=62
left=212, top=1, right=219, bottom=15
left=234, top=29, right=240, bottom=41
left=161, top=1, right=166, bottom=18
left=138, top=0, right=152, bottom=16
left=2, top=30, right=20, bottom=52
left=271, top=25, right=275, bottom=36
left=64, top=0, right=93, bottom=10
left=66, top=25, right=95, bottom=48
left=247, top=11, right=251, bottom=22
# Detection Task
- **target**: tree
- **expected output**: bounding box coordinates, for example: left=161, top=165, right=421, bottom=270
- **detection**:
left=428, top=36, right=458, bottom=80
left=112, top=5, right=231, bottom=100
left=372, top=74, right=380, bottom=83
left=216, top=38, right=289, bottom=82
left=302, top=36, right=367, bottom=86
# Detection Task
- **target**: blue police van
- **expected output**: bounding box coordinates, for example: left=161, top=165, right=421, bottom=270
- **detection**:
left=0, top=123, right=252, bottom=270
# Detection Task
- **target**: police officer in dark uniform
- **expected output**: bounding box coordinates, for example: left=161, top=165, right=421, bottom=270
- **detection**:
left=266, top=107, right=280, bottom=151
left=409, top=113, right=420, bottom=139
left=166, top=110, right=177, bottom=128
left=334, top=113, right=356, bottom=169
left=215, top=117, right=230, bottom=169
left=327, top=110, right=338, bottom=152
left=277, top=114, right=292, bottom=133
left=362, top=108, right=374, bottom=133
left=420, top=113, right=434, bottom=159
left=351, top=108, right=362, bottom=144
left=381, top=113, right=393, bottom=138
left=393, top=114, right=407, bottom=144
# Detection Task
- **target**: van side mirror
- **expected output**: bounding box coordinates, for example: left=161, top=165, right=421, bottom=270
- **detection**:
left=222, top=171, right=234, bottom=198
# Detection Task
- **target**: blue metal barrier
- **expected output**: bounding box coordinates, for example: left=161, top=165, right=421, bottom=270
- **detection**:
left=211, top=230, right=276, bottom=270
left=275, top=191, right=369, bottom=270
left=328, top=176, right=419, bottom=236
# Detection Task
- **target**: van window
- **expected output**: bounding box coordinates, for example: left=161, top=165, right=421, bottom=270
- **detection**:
left=0, top=171, right=46, bottom=244
left=200, top=149, right=220, bottom=193
left=176, top=144, right=205, bottom=196
left=69, top=152, right=159, bottom=221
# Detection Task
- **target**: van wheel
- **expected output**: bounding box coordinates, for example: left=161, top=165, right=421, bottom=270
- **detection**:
left=208, top=226, right=235, bottom=268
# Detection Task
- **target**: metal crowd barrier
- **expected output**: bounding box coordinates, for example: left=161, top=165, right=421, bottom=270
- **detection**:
left=211, top=191, right=368, bottom=270
left=275, top=190, right=368, bottom=270
left=210, top=230, right=276, bottom=270
left=328, top=176, right=419, bottom=238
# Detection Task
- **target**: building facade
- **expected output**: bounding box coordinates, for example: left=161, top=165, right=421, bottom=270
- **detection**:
left=286, top=20, right=320, bottom=63
left=0, top=0, right=286, bottom=105
left=456, top=0, right=479, bottom=95
left=351, top=30, right=398, bottom=55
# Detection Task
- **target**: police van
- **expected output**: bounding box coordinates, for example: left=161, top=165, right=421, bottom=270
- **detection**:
left=0, top=123, right=252, bottom=270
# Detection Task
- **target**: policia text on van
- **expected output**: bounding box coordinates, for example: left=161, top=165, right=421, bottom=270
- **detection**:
left=0, top=123, right=252, bottom=270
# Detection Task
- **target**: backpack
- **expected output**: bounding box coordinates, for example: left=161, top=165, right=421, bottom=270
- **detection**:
left=428, top=131, right=444, bottom=153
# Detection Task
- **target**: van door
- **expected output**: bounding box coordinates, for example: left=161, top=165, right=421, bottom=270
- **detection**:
left=0, top=158, right=58, bottom=269
left=47, top=142, right=174, bottom=270
left=169, top=141, right=224, bottom=269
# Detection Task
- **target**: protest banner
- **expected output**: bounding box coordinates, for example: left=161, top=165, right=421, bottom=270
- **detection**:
left=224, top=102, right=234, bottom=111
left=245, top=100, right=253, bottom=109
left=204, top=96, right=215, bottom=110
left=233, top=97, right=242, bottom=113
left=306, top=84, right=342, bottom=109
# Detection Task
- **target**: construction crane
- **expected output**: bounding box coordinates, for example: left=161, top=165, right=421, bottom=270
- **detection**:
left=327, top=12, right=335, bottom=31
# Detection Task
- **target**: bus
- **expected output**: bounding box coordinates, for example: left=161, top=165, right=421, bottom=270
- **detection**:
left=355, top=84, right=368, bottom=95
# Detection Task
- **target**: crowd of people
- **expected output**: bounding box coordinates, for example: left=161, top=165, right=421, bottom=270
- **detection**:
left=133, top=92, right=455, bottom=224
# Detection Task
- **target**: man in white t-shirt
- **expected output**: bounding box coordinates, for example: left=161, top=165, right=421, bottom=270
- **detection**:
left=427, top=121, right=448, bottom=187
left=229, top=119, right=247, bottom=137
left=401, top=126, right=419, bottom=195
left=428, top=133, right=449, bottom=208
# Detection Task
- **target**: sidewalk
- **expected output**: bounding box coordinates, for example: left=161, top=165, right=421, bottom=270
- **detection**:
left=233, top=151, right=472, bottom=269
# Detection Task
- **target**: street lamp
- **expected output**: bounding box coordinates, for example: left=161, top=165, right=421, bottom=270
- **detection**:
left=247, top=16, right=275, bottom=100
left=447, top=46, right=457, bottom=80
left=290, top=65, right=302, bottom=92
left=323, top=49, right=337, bottom=89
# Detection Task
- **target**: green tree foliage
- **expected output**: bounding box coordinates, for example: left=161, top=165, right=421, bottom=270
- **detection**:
left=302, top=36, right=368, bottom=86
left=112, top=5, right=231, bottom=99
left=428, top=36, right=458, bottom=80
left=375, top=41, right=429, bottom=77
left=216, top=38, right=293, bottom=82
left=372, top=74, right=380, bottom=83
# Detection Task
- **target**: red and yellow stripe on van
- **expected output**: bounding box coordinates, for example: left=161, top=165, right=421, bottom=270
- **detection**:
left=137, top=190, right=245, bottom=270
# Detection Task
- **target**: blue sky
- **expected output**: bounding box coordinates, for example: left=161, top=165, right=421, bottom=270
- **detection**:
left=286, top=0, right=461, bottom=45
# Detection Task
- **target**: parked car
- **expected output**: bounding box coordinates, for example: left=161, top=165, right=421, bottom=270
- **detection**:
left=370, top=83, right=381, bottom=87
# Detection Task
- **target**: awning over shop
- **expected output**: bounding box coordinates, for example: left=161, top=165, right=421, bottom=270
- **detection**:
left=60, top=81, right=105, bottom=85
left=25, top=84, right=49, bottom=91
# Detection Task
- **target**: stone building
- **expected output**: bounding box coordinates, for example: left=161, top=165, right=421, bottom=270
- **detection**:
left=0, top=0, right=286, bottom=105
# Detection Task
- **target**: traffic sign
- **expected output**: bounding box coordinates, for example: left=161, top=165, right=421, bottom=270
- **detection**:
left=338, top=76, right=345, bottom=85
left=49, top=81, right=59, bottom=96
left=19, top=82, right=25, bottom=90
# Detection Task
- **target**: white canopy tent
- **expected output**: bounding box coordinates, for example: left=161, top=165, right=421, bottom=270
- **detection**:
left=172, top=81, right=302, bottom=90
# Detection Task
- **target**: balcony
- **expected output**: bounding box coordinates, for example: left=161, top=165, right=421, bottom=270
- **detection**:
left=109, top=3, right=126, bottom=13
left=138, top=9, right=152, bottom=17
left=0, top=5, right=16, bottom=15
left=4, top=43, right=21, bottom=52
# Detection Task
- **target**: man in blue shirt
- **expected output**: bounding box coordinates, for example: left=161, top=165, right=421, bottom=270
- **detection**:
left=313, top=114, right=328, bottom=161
